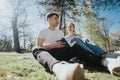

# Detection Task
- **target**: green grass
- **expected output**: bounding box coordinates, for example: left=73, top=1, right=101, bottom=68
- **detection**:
left=0, top=52, right=120, bottom=80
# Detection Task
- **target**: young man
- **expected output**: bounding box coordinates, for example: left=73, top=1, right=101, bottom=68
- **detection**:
left=32, top=12, right=85, bottom=80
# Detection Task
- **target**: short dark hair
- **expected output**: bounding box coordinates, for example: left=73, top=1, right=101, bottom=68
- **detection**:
left=46, top=12, right=59, bottom=20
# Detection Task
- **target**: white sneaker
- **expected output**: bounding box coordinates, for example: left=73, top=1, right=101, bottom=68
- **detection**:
left=107, top=57, right=120, bottom=77
left=79, top=64, right=84, bottom=69
left=53, top=61, right=85, bottom=80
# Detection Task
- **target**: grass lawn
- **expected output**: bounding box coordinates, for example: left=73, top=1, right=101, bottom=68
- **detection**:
left=0, top=52, right=120, bottom=80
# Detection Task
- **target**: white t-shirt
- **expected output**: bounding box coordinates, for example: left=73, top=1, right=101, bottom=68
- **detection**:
left=38, top=28, right=64, bottom=46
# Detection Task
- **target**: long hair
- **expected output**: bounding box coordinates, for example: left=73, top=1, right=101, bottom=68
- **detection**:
left=67, top=23, right=75, bottom=34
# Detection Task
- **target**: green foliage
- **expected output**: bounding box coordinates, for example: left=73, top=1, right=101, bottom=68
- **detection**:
left=82, top=11, right=105, bottom=49
left=81, top=0, right=112, bottom=50
left=84, top=19, right=105, bottom=47
left=92, top=0, right=120, bottom=10
left=36, top=0, right=82, bottom=33
left=36, top=0, right=120, bottom=51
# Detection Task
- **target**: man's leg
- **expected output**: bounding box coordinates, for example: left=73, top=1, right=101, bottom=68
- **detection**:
left=32, top=47, right=85, bottom=80
left=47, top=46, right=74, bottom=61
left=83, top=38, right=120, bottom=76
left=70, top=38, right=120, bottom=76
left=32, top=48, right=59, bottom=72
left=71, top=38, right=103, bottom=66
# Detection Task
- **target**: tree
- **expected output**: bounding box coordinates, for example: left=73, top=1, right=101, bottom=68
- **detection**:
left=10, top=0, right=27, bottom=53
left=110, top=30, right=120, bottom=51
left=91, top=0, right=120, bottom=10
left=36, top=0, right=82, bottom=35
left=36, top=0, right=120, bottom=35
left=81, top=0, right=105, bottom=49
left=80, top=0, right=120, bottom=51
left=35, top=0, right=120, bottom=51
left=0, top=31, right=12, bottom=52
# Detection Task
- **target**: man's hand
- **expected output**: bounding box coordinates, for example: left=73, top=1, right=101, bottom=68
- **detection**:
left=53, top=41, right=66, bottom=48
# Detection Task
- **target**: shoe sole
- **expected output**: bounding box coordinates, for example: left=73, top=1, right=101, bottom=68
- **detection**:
left=55, top=63, right=85, bottom=80
left=112, top=67, right=120, bottom=77
left=72, top=64, right=85, bottom=80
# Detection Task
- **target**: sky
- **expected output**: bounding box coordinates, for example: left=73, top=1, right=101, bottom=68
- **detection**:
left=0, top=0, right=120, bottom=38
left=0, top=0, right=48, bottom=36
left=98, top=9, right=120, bottom=33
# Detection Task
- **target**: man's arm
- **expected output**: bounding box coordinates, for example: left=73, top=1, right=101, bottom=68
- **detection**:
left=36, top=38, right=66, bottom=50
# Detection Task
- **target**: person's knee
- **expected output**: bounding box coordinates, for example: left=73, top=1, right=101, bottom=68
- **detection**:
left=32, top=48, right=46, bottom=59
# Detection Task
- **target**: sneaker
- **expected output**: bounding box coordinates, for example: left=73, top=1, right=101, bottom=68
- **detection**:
left=53, top=61, right=85, bottom=80
left=107, top=57, right=120, bottom=77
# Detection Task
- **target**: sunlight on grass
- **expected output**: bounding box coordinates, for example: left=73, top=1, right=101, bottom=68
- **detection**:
left=0, top=52, right=55, bottom=80
left=0, top=52, right=120, bottom=80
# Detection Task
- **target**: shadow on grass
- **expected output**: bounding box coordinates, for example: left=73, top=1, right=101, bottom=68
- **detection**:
left=68, top=57, right=109, bottom=73
left=83, top=63, right=109, bottom=73
left=83, top=63, right=110, bottom=80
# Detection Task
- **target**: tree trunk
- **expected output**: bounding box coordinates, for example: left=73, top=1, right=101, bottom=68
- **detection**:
left=107, top=35, right=111, bottom=51
left=63, top=11, right=66, bottom=35
left=59, top=0, right=64, bottom=30
left=12, top=12, right=21, bottom=53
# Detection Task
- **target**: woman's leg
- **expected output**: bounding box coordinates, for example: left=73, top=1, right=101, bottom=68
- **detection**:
left=105, top=52, right=120, bottom=58
left=83, top=38, right=105, bottom=55
left=71, top=38, right=103, bottom=66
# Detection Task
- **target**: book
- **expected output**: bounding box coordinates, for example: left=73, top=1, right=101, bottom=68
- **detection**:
left=61, top=37, right=76, bottom=47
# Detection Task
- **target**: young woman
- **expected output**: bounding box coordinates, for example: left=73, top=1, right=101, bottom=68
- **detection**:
left=65, top=23, right=120, bottom=76
left=66, top=23, right=105, bottom=55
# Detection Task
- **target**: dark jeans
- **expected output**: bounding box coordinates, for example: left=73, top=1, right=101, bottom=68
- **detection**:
left=32, top=38, right=103, bottom=72
left=32, top=45, right=73, bottom=72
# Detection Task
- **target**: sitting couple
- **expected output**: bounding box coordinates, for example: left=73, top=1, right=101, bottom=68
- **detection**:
left=32, top=12, right=120, bottom=80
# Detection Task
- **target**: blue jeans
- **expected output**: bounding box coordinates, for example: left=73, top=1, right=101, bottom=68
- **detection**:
left=83, top=38, right=105, bottom=55
left=71, top=38, right=103, bottom=65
